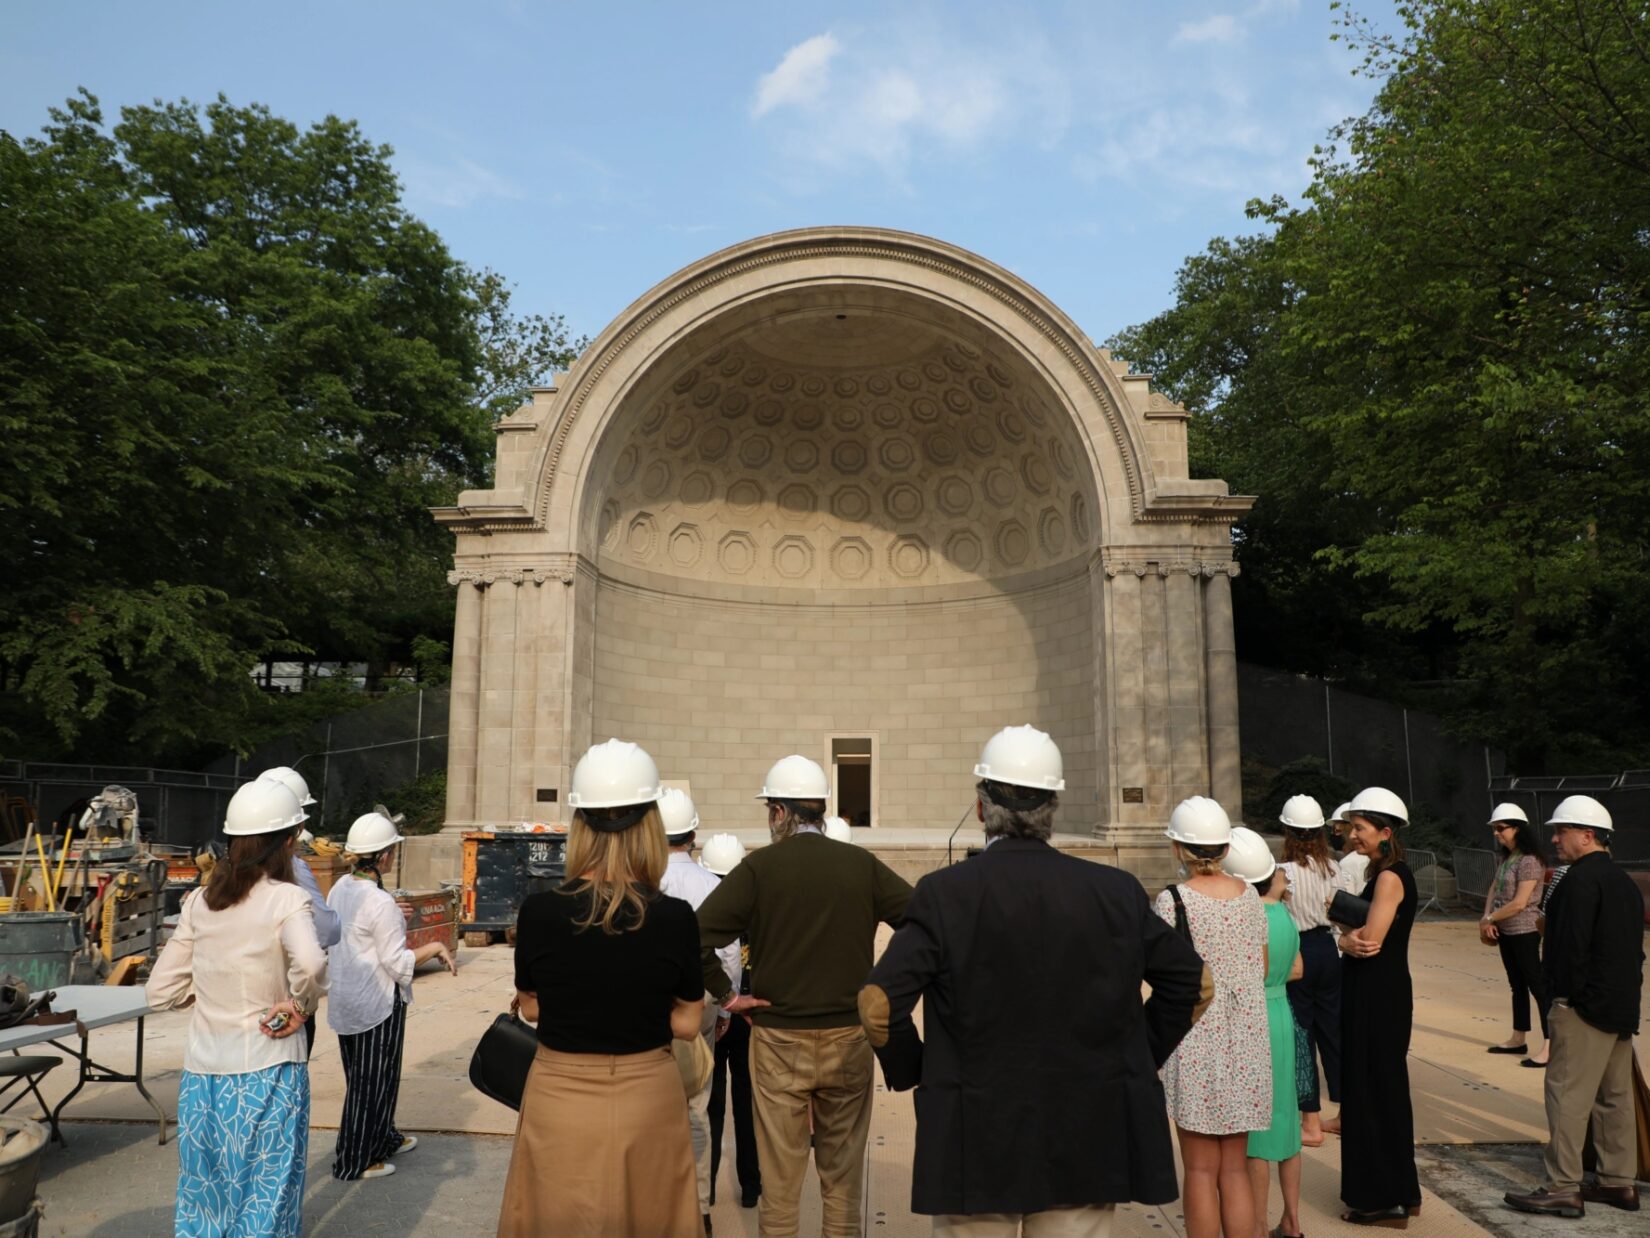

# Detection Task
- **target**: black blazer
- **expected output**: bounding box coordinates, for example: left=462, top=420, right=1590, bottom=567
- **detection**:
left=1542, top=849, right=1645, bottom=1038
left=862, top=837, right=1204, bottom=1216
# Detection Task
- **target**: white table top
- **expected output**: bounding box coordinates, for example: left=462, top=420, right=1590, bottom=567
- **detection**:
left=0, top=985, right=152, bottom=1051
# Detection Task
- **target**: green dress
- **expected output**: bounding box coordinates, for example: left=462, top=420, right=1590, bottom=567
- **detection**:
left=1248, top=899, right=1303, bottom=1161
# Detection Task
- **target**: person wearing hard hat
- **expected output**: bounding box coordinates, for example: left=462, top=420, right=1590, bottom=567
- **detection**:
left=257, top=766, right=341, bottom=1058
left=499, top=740, right=704, bottom=1237
left=1275, top=794, right=1350, bottom=1147
left=326, top=812, right=455, bottom=1182
left=1504, top=795, right=1644, bottom=1218
left=1330, top=801, right=1368, bottom=891
left=1156, top=795, right=1271, bottom=1238
left=1478, top=803, right=1552, bottom=1066
left=1226, top=827, right=1306, bottom=1238
left=1332, top=787, right=1420, bottom=1226
left=695, top=753, right=912, bottom=1238
left=860, top=726, right=1206, bottom=1234
left=146, top=778, right=329, bottom=1237
left=700, top=833, right=763, bottom=1212
left=823, top=816, right=854, bottom=844
left=658, top=789, right=742, bottom=1232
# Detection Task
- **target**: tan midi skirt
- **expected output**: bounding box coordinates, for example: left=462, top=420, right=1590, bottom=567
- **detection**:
left=497, top=1044, right=700, bottom=1237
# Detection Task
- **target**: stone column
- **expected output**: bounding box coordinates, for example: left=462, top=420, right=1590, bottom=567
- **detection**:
left=443, top=576, right=483, bottom=829
left=1204, top=567, right=1243, bottom=819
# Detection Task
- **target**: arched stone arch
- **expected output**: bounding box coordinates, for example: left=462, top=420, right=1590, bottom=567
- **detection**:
left=434, top=228, right=1251, bottom=879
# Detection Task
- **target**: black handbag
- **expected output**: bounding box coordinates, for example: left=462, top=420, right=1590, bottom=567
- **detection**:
left=1328, top=889, right=1371, bottom=929
left=469, top=1012, right=539, bottom=1111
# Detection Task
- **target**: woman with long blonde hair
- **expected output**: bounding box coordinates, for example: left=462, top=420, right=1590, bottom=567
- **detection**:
left=498, top=740, right=705, bottom=1237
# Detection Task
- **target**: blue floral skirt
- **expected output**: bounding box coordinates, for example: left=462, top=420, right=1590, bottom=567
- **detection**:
left=176, top=1063, right=309, bottom=1238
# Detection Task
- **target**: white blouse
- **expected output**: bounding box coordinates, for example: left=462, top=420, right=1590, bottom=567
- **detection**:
left=146, top=877, right=328, bottom=1075
left=1280, top=857, right=1355, bottom=933
left=325, top=876, right=416, bottom=1036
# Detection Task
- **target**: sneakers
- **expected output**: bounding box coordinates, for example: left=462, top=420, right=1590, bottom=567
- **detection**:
left=391, top=1135, right=418, bottom=1156
left=359, top=1162, right=397, bottom=1180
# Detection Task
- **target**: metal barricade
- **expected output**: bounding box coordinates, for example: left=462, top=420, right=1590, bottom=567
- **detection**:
left=1408, top=847, right=1444, bottom=914
left=1453, top=847, right=1498, bottom=905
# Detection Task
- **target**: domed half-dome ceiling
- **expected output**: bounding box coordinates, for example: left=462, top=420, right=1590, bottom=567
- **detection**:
left=593, top=317, right=1097, bottom=592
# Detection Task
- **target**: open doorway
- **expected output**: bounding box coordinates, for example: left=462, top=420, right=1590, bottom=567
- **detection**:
left=829, top=736, right=875, bottom=829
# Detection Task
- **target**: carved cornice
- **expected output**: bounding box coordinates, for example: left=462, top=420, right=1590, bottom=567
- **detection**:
left=1094, top=551, right=1241, bottom=579
left=447, top=554, right=582, bottom=588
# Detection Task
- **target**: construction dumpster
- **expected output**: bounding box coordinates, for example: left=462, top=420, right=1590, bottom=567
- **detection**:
left=394, top=888, right=459, bottom=955
left=460, top=830, right=567, bottom=946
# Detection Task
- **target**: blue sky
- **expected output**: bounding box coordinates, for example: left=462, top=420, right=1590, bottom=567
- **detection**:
left=3, top=1, right=1398, bottom=350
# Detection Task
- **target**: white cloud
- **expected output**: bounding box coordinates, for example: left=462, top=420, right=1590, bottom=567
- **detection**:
left=1174, top=15, right=1244, bottom=45
left=398, top=155, right=527, bottom=210
left=749, top=26, right=1059, bottom=187
left=752, top=33, right=841, bottom=117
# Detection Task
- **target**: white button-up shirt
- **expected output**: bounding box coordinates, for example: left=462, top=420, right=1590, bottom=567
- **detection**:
left=325, top=876, right=415, bottom=1036
left=145, top=877, right=328, bottom=1075
left=661, top=851, right=740, bottom=993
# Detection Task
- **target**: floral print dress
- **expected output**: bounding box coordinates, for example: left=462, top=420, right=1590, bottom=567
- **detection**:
left=1153, top=883, right=1272, bottom=1135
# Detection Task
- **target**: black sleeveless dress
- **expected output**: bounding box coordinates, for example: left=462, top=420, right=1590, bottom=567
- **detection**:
left=1339, top=860, right=1421, bottom=1213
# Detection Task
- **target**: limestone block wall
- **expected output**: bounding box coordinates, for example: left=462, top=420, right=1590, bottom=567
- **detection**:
left=589, top=568, right=1096, bottom=831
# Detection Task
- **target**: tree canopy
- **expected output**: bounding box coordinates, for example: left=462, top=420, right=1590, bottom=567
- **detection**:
left=0, top=92, right=580, bottom=764
left=1111, top=0, right=1650, bottom=771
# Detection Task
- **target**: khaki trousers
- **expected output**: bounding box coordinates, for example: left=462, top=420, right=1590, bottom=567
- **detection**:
left=934, top=1206, right=1115, bottom=1238
left=750, top=1023, right=875, bottom=1237
left=1542, top=1001, right=1637, bottom=1190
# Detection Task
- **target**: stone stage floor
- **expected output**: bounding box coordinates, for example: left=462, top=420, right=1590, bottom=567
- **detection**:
left=20, top=916, right=1648, bottom=1236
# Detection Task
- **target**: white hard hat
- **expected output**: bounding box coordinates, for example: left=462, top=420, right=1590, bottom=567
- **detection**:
left=225, top=779, right=308, bottom=836
left=700, top=833, right=747, bottom=875
left=757, top=754, right=829, bottom=800
left=658, top=787, right=700, bottom=838
left=1279, top=794, right=1325, bottom=830
left=1222, top=826, right=1277, bottom=883
left=1165, top=796, right=1233, bottom=845
left=1488, top=802, right=1529, bottom=826
left=1329, top=802, right=1352, bottom=824
left=258, top=765, right=316, bottom=807
left=568, top=739, right=663, bottom=810
left=973, top=725, right=1065, bottom=792
left=1346, top=786, right=1408, bottom=824
left=823, top=816, right=853, bottom=843
left=345, top=812, right=403, bottom=854
left=1546, top=795, right=1612, bottom=832
left=1346, top=789, right=1412, bottom=828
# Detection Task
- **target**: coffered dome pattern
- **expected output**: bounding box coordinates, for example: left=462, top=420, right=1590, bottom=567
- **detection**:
left=596, top=335, right=1096, bottom=589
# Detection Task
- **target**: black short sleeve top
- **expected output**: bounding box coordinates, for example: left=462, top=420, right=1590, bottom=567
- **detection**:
left=512, top=887, right=704, bottom=1053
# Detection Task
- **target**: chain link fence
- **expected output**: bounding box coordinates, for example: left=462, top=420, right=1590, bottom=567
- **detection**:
left=1238, top=663, right=1496, bottom=841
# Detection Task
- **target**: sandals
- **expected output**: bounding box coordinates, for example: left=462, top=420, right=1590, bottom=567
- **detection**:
left=1270, top=1226, right=1304, bottom=1238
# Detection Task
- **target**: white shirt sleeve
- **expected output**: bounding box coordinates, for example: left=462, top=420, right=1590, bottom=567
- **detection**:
left=370, top=892, right=417, bottom=997
left=145, top=890, right=198, bottom=1010
left=277, top=900, right=329, bottom=1015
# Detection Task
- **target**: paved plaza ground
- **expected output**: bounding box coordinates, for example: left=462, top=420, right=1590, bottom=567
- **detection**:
left=17, top=916, right=1649, bottom=1236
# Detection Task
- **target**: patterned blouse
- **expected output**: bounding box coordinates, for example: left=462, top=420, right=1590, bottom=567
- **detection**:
left=1488, top=853, right=1545, bottom=936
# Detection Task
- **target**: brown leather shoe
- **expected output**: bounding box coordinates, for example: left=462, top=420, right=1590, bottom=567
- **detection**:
left=1504, top=1187, right=1584, bottom=1218
left=1581, top=1183, right=1640, bottom=1211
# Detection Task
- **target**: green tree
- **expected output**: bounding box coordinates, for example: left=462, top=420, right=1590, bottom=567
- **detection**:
left=1112, top=1, right=1650, bottom=769
left=0, top=92, right=578, bottom=762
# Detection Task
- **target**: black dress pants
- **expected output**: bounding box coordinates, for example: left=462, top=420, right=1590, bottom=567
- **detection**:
left=1286, top=926, right=1342, bottom=1110
left=709, top=1014, right=761, bottom=1199
left=1496, top=930, right=1549, bottom=1038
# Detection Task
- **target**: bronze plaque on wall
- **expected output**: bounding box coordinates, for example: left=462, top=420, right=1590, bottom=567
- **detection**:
left=1122, top=787, right=1145, bottom=804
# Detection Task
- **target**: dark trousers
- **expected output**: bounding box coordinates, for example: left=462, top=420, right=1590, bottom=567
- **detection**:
left=1287, top=927, right=1342, bottom=1111
left=1497, top=930, right=1549, bottom=1038
left=332, top=999, right=407, bottom=1180
left=303, top=1016, right=316, bottom=1058
left=709, top=1014, right=761, bottom=1199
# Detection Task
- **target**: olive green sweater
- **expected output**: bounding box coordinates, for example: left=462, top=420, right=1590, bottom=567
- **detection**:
left=696, top=831, right=913, bottom=1029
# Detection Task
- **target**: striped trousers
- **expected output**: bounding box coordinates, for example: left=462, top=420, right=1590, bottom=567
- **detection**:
left=332, top=998, right=407, bottom=1180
